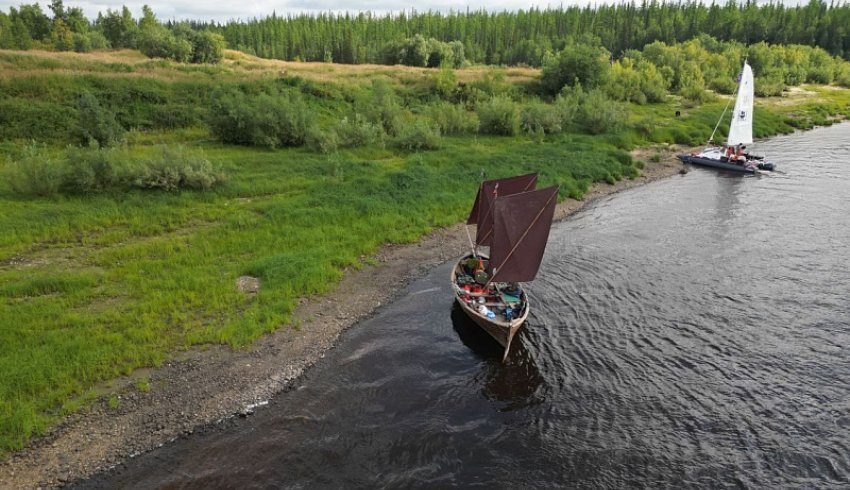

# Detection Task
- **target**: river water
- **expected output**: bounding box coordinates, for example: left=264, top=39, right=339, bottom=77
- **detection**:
left=78, top=123, right=850, bottom=488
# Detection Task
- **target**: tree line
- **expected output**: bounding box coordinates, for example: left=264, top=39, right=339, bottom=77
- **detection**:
left=0, top=0, right=223, bottom=63
left=2, top=1, right=850, bottom=68
left=209, top=1, right=850, bottom=66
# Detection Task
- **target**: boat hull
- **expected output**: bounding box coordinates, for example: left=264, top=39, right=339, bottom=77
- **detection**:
left=678, top=154, right=756, bottom=173
left=451, top=253, right=529, bottom=362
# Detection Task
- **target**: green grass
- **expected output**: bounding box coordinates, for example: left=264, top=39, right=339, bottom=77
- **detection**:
left=1, top=51, right=849, bottom=458
left=0, top=129, right=639, bottom=455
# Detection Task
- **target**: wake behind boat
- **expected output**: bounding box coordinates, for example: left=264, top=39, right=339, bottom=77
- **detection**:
left=679, top=61, right=776, bottom=174
left=452, top=173, right=558, bottom=361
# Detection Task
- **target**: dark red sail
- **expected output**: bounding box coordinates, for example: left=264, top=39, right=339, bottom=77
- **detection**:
left=487, top=185, right=559, bottom=283
left=467, top=173, right=538, bottom=246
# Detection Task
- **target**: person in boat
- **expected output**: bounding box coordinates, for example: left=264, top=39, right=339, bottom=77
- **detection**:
left=735, top=144, right=747, bottom=164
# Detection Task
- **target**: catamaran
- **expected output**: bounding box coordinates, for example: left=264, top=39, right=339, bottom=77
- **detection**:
left=452, top=173, right=559, bottom=362
left=678, top=61, right=776, bottom=173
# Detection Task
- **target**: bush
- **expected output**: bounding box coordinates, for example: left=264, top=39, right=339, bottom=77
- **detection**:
left=139, top=26, right=191, bottom=62
left=470, top=70, right=513, bottom=98
left=392, top=121, right=441, bottom=151
left=578, top=89, right=625, bottom=134
left=5, top=146, right=225, bottom=196
left=836, top=64, right=850, bottom=88
left=708, top=76, right=737, bottom=95
left=355, top=80, right=404, bottom=136
left=520, top=102, right=562, bottom=135
left=381, top=35, right=464, bottom=68
left=477, top=96, right=520, bottom=136
left=63, top=148, right=119, bottom=193
left=429, top=67, right=458, bottom=100
left=754, top=75, right=785, bottom=97
left=130, top=147, right=224, bottom=191
left=540, top=44, right=611, bottom=95
left=71, top=92, right=125, bottom=148
left=553, top=88, right=582, bottom=129
left=4, top=144, right=64, bottom=197
left=209, top=90, right=314, bottom=148
left=72, top=33, right=91, bottom=53
left=426, top=102, right=478, bottom=135
left=190, top=31, right=226, bottom=64
left=334, top=114, right=385, bottom=148
left=305, top=127, right=339, bottom=154
left=680, top=85, right=713, bottom=106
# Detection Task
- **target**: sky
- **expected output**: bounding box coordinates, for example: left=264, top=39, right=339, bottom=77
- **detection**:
left=0, top=0, right=602, bottom=23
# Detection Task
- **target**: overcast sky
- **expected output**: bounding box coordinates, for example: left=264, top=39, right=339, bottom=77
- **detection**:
left=0, top=0, right=610, bottom=23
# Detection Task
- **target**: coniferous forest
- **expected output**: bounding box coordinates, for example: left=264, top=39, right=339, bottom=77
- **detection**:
left=213, top=1, right=850, bottom=65
left=2, top=1, right=850, bottom=66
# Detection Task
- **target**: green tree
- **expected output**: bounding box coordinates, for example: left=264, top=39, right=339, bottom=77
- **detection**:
left=51, top=18, right=73, bottom=51
left=0, top=12, right=14, bottom=48
left=72, top=92, right=125, bottom=148
left=190, top=31, right=225, bottom=64
left=16, top=3, right=51, bottom=41
left=540, top=43, right=611, bottom=95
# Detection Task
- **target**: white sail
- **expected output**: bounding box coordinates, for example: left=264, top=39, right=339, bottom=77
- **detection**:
left=727, top=61, right=754, bottom=146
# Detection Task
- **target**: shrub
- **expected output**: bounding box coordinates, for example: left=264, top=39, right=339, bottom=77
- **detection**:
left=355, top=80, right=404, bottom=136
left=334, top=114, right=385, bottom=148
left=754, top=75, right=785, bottom=97
left=381, top=35, right=464, bottom=68
left=470, top=70, right=512, bottom=97
left=426, top=102, right=478, bottom=135
left=540, top=44, right=611, bottom=95
left=305, top=127, right=339, bottom=154
left=63, top=148, right=119, bottom=193
left=392, top=121, right=441, bottom=151
left=429, top=67, right=458, bottom=100
left=520, top=102, right=562, bottom=135
left=680, top=85, right=713, bottom=106
left=708, top=76, right=737, bottom=95
left=553, top=88, right=582, bottom=129
left=139, top=26, right=190, bottom=62
left=130, top=146, right=224, bottom=191
left=72, top=32, right=91, bottom=53
left=578, top=89, right=625, bottom=134
left=190, top=31, right=225, bottom=64
left=836, top=64, right=850, bottom=88
left=4, top=144, right=63, bottom=197
left=208, top=91, right=314, bottom=149
left=71, top=92, right=125, bottom=148
left=5, top=146, right=225, bottom=196
left=477, top=96, right=520, bottom=136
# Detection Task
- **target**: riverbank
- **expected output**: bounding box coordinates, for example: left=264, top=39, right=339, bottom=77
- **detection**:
left=0, top=147, right=684, bottom=489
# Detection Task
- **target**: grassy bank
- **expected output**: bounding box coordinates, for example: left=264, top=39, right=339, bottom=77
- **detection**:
left=1, top=49, right=849, bottom=456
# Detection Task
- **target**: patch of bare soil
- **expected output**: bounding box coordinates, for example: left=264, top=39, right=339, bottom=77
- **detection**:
left=0, top=155, right=686, bottom=489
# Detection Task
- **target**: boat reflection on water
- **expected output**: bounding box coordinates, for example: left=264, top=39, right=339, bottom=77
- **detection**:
left=450, top=304, right=543, bottom=410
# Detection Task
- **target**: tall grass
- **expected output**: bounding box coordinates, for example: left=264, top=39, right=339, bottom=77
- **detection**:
left=0, top=133, right=640, bottom=456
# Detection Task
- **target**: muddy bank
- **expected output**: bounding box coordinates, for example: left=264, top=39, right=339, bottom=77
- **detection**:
left=0, top=148, right=684, bottom=489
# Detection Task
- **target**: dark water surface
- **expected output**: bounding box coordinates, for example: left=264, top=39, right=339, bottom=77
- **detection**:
left=79, top=124, right=850, bottom=488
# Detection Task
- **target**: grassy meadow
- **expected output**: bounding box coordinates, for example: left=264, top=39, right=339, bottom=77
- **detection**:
left=1, top=48, right=850, bottom=456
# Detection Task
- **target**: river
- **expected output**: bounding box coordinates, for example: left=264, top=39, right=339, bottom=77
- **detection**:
left=77, top=123, right=850, bottom=488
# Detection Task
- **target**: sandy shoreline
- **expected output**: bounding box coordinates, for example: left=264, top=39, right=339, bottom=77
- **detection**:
left=0, top=148, right=685, bottom=489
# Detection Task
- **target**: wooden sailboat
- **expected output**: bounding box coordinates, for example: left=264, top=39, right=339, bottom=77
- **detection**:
left=678, top=61, right=776, bottom=173
left=452, top=173, right=559, bottom=362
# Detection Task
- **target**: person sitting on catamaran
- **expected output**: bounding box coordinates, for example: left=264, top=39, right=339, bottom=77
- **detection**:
left=735, top=144, right=747, bottom=163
